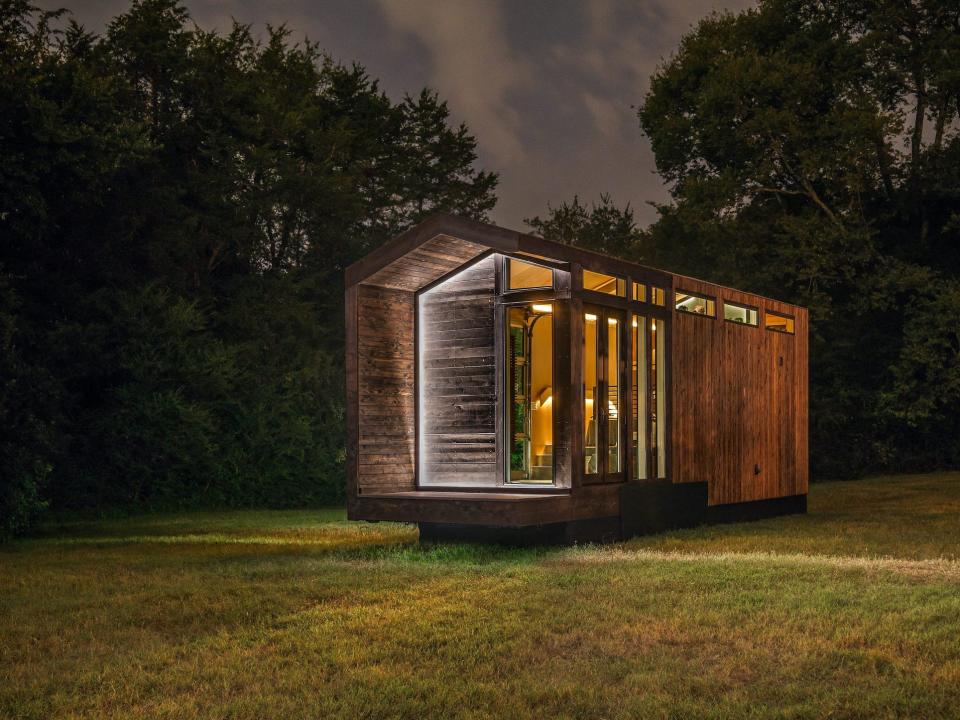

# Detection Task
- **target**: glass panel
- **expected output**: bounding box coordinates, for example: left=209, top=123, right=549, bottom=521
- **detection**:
left=508, top=258, right=553, bottom=290
left=632, top=282, right=647, bottom=302
left=651, top=286, right=665, bottom=306
left=583, top=269, right=626, bottom=297
left=506, top=304, right=554, bottom=483
left=765, top=311, right=795, bottom=334
left=584, top=312, right=599, bottom=475
left=724, top=302, right=758, bottom=326
left=652, top=317, right=666, bottom=478
left=632, top=315, right=647, bottom=479
left=675, top=291, right=715, bottom=317
left=606, top=316, right=621, bottom=474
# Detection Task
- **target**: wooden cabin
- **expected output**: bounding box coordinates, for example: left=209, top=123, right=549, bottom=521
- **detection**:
left=345, top=214, right=808, bottom=543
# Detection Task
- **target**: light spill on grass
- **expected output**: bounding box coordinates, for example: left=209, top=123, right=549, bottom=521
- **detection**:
left=2, top=472, right=960, bottom=719
left=559, top=546, right=960, bottom=581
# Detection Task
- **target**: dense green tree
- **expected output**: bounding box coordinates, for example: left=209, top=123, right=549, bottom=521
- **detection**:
left=634, top=0, right=960, bottom=478
left=0, top=0, right=497, bottom=530
left=525, top=194, right=645, bottom=258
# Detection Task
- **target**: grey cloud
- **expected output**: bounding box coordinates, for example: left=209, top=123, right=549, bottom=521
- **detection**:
left=35, top=0, right=756, bottom=229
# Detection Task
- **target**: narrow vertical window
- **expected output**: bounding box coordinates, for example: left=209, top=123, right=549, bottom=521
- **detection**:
left=584, top=312, right=599, bottom=475
left=652, top=317, right=666, bottom=478
left=632, top=315, right=647, bottom=480
left=506, top=304, right=554, bottom=483
left=606, top=316, right=621, bottom=474
left=632, top=282, right=647, bottom=302
left=650, top=286, right=666, bottom=306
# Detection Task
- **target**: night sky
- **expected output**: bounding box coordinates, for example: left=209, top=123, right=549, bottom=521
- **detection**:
left=38, top=0, right=754, bottom=229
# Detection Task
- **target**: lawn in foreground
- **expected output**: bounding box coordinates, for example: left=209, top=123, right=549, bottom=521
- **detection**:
left=2, top=473, right=960, bottom=719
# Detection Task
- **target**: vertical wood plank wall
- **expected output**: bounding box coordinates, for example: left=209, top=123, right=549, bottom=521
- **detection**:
left=418, top=257, right=498, bottom=486
left=670, top=278, right=809, bottom=505
left=356, top=284, right=416, bottom=493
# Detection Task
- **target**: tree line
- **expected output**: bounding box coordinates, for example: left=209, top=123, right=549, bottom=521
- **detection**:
left=2, top=0, right=958, bottom=535
left=0, top=0, right=496, bottom=534
left=531, top=0, right=960, bottom=484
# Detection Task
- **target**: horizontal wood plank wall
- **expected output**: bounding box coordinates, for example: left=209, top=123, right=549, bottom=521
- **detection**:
left=670, top=277, right=808, bottom=505
left=361, top=234, right=488, bottom=291
left=356, top=284, right=416, bottom=493
left=419, top=256, right=497, bottom=486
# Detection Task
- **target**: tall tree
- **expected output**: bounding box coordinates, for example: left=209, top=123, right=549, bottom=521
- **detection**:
left=0, top=0, right=499, bottom=528
left=637, top=0, right=960, bottom=478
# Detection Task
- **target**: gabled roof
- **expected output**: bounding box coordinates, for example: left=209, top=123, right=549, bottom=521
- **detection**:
left=345, top=214, right=805, bottom=313
left=345, top=213, right=672, bottom=292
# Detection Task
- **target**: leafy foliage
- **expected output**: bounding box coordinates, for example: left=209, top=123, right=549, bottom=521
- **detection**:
left=529, top=0, right=959, bottom=479
left=0, top=0, right=497, bottom=531
left=634, top=0, right=960, bottom=478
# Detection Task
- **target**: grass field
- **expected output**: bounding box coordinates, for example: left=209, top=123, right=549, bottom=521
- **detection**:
left=3, top=473, right=960, bottom=719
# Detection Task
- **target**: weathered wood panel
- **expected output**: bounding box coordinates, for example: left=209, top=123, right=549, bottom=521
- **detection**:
left=361, top=234, right=488, bottom=291
left=418, top=256, right=497, bottom=486
left=356, top=284, right=416, bottom=493
left=670, top=276, right=809, bottom=505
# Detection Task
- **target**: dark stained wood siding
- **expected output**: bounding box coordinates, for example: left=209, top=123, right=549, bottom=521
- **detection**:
left=418, top=256, right=498, bottom=486
left=356, top=284, right=416, bottom=493
left=362, top=234, right=488, bottom=291
left=670, top=277, right=809, bottom=505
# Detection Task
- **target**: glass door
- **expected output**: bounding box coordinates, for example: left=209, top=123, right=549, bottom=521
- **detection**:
left=506, top=303, right=555, bottom=484
left=583, top=307, right=625, bottom=482
left=632, top=314, right=667, bottom=480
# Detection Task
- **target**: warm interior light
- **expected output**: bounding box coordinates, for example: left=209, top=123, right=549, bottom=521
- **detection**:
left=632, top=318, right=638, bottom=328
left=532, top=303, right=553, bottom=314
left=585, top=313, right=598, bottom=322
left=537, top=386, right=552, bottom=408
left=608, top=318, right=618, bottom=325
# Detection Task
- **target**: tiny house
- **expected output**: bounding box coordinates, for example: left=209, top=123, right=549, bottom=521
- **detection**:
left=345, top=214, right=808, bottom=543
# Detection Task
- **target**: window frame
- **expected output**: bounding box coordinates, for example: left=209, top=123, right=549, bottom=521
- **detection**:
left=722, top=300, right=759, bottom=327
left=503, top=256, right=555, bottom=293
left=764, top=310, right=796, bottom=335
left=503, top=301, right=557, bottom=486
left=674, top=289, right=717, bottom=318
left=582, top=269, right=627, bottom=298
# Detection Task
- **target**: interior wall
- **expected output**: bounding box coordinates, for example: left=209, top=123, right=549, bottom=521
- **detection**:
left=418, top=256, right=498, bottom=486
left=356, top=284, right=416, bottom=493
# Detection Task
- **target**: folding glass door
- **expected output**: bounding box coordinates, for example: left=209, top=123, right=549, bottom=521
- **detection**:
left=583, top=307, right=625, bottom=482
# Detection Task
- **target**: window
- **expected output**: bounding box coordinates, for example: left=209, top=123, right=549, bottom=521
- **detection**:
left=765, top=311, right=795, bottom=334
left=632, top=282, right=647, bottom=302
left=507, top=258, right=553, bottom=290
left=606, top=315, right=621, bottom=474
left=583, top=269, right=626, bottom=297
left=583, top=308, right=624, bottom=478
left=650, top=286, right=666, bottom=306
left=724, top=301, right=758, bottom=326
left=584, top=312, right=599, bottom=475
left=675, top=291, right=716, bottom=317
left=632, top=316, right=647, bottom=480
left=506, top=304, right=554, bottom=483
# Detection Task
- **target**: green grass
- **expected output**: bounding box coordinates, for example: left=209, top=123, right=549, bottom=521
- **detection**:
left=2, top=473, right=960, bottom=719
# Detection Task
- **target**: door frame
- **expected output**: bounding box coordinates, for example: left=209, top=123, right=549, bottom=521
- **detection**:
left=582, top=304, right=627, bottom=485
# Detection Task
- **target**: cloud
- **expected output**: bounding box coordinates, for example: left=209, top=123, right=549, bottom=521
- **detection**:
left=374, top=0, right=531, bottom=166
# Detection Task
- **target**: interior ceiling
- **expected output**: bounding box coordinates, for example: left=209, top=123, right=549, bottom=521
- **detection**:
left=360, top=234, right=489, bottom=291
